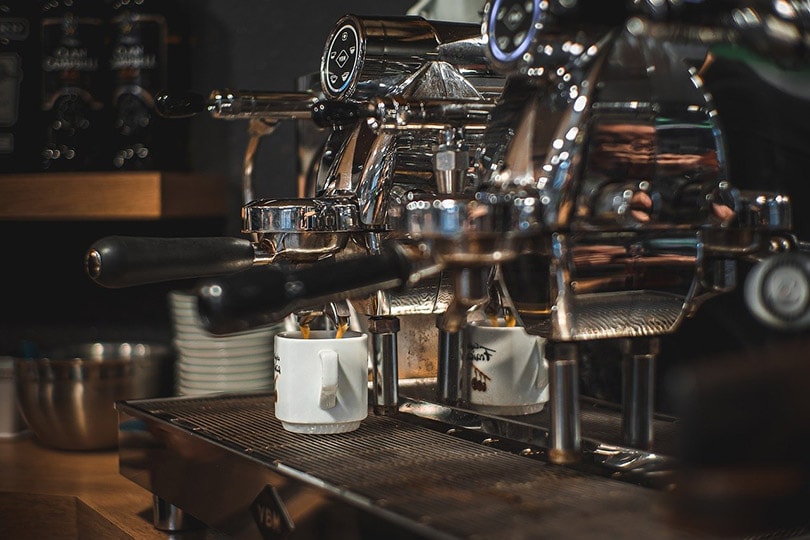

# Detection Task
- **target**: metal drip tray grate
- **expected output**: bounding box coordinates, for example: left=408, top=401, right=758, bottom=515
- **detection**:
left=122, top=393, right=706, bottom=539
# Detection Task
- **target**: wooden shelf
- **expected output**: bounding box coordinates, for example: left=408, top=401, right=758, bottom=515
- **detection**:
left=0, top=171, right=227, bottom=221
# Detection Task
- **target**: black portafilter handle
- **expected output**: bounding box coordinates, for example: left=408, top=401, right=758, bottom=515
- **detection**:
left=85, top=236, right=256, bottom=288
left=197, top=244, right=414, bottom=335
left=154, top=91, right=208, bottom=118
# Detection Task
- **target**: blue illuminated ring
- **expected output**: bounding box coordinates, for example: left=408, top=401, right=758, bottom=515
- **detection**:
left=488, top=0, right=540, bottom=63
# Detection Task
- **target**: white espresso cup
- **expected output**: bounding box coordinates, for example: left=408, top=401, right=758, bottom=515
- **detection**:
left=464, top=321, right=549, bottom=415
left=274, top=330, right=368, bottom=434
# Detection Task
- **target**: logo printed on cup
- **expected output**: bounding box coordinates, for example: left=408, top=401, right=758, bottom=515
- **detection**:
left=470, top=364, right=492, bottom=392
left=467, top=342, right=496, bottom=362
left=468, top=342, right=499, bottom=391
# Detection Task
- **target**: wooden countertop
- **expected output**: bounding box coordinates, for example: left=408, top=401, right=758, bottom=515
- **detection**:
left=0, top=435, right=170, bottom=539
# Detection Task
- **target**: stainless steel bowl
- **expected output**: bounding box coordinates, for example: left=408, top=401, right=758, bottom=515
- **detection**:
left=14, top=342, right=173, bottom=450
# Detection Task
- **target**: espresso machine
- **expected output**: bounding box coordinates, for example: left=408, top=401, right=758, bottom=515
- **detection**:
left=85, top=1, right=810, bottom=538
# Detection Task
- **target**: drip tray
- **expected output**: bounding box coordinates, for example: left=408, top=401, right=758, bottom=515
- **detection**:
left=116, top=393, right=709, bottom=539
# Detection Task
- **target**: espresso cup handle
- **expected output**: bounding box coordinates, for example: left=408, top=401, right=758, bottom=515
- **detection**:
left=319, top=350, right=339, bottom=409
left=534, top=340, right=549, bottom=389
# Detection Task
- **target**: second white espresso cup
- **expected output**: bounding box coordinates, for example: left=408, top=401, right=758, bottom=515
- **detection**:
left=274, top=330, right=368, bottom=434
left=464, top=321, right=549, bottom=415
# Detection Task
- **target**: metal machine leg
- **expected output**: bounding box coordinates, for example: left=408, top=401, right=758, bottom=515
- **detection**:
left=437, top=321, right=463, bottom=405
left=547, top=341, right=581, bottom=464
left=152, top=495, right=201, bottom=532
left=369, top=316, right=400, bottom=415
left=621, top=337, right=658, bottom=450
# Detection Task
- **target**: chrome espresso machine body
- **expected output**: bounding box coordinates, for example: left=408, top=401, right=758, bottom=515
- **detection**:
left=85, top=1, right=810, bottom=538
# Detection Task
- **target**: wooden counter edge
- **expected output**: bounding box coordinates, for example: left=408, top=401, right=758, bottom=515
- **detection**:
left=0, top=437, right=170, bottom=539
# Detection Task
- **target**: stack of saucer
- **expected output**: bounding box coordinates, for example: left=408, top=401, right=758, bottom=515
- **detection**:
left=168, top=290, right=284, bottom=396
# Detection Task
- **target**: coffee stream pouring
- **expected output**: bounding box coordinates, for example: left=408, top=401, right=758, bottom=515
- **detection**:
left=86, top=2, right=810, bottom=467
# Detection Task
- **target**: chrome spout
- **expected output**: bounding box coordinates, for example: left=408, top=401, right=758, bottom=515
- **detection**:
left=434, top=128, right=470, bottom=195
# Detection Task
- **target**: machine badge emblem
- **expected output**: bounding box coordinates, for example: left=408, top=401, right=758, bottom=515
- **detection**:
left=251, top=485, right=295, bottom=538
